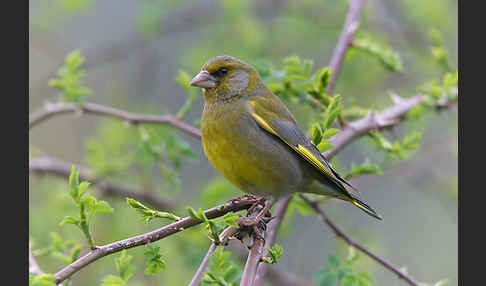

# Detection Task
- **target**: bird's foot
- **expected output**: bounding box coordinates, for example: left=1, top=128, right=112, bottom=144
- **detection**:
left=235, top=215, right=268, bottom=246
left=228, top=194, right=260, bottom=205
left=235, top=198, right=274, bottom=246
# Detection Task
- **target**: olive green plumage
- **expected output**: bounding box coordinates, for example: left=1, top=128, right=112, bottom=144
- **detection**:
left=190, top=55, right=382, bottom=220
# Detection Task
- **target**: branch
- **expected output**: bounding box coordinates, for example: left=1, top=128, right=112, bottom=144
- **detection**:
left=229, top=243, right=311, bottom=286
left=189, top=244, right=217, bottom=286
left=324, top=92, right=457, bottom=158
left=299, top=194, right=419, bottom=286
left=326, top=0, right=366, bottom=96
left=253, top=197, right=293, bottom=286
left=29, top=102, right=202, bottom=139
left=240, top=236, right=265, bottom=286
left=29, top=156, right=177, bottom=211
left=188, top=226, right=238, bottom=286
left=53, top=199, right=257, bottom=284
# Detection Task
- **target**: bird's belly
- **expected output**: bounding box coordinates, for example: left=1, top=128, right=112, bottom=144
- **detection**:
left=202, top=111, right=306, bottom=197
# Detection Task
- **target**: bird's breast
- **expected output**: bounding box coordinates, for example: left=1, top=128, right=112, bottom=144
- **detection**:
left=201, top=100, right=306, bottom=197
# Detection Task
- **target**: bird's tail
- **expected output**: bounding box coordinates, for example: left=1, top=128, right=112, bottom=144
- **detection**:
left=348, top=196, right=383, bottom=220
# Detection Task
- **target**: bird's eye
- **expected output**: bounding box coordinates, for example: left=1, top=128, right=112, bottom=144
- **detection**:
left=212, top=68, right=228, bottom=78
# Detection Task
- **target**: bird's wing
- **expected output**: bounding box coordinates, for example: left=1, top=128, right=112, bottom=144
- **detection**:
left=248, top=93, right=382, bottom=220
left=248, top=94, right=350, bottom=192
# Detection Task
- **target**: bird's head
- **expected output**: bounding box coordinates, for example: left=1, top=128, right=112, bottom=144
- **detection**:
left=190, top=55, right=263, bottom=102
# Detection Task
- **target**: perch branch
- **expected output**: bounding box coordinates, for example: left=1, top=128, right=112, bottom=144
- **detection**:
left=252, top=197, right=293, bottom=286
left=29, top=102, right=202, bottom=139
left=53, top=199, right=257, bottom=284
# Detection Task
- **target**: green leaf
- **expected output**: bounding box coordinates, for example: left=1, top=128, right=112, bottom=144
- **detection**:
left=327, top=254, right=341, bottom=268
left=30, top=274, right=57, bottom=286
left=262, top=244, right=283, bottom=264
left=77, top=181, right=91, bottom=200
left=428, top=28, right=452, bottom=71
left=323, top=95, right=342, bottom=129
left=402, top=131, right=422, bottom=151
left=311, top=123, right=323, bottom=145
left=340, top=275, right=357, bottom=286
left=101, top=275, right=125, bottom=286
left=313, top=67, right=332, bottom=93
left=222, top=212, right=239, bottom=228
left=59, top=216, right=79, bottom=226
left=70, top=244, right=82, bottom=262
left=316, top=273, right=338, bottom=286
left=115, top=250, right=135, bottom=282
left=68, top=166, right=80, bottom=204
left=355, top=272, right=374, bottom=286
left=322, top=128, right=340, bottom=139
left=345, top=161, right=383, bottom=180
left=198, top=208, right=209, bottom=222
left=48, top=50, right=92, bottom=103
left=317, top=140, right=335, bottom=153
left=82, top=195, right=97, bottom=211
left=143, top=244, right=166, bottom=275
left=186, top=206, right=201, bottom=220
left=203, top=247, right=240, bottom=286
left=353, top=34, right=403, bottom=72
left=93, top=200, right=114, bottom=214
left=127, top=198, right=180, bottom=223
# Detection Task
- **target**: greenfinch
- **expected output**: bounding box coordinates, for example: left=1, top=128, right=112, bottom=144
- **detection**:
left=190, top=55, right=382, bottom=220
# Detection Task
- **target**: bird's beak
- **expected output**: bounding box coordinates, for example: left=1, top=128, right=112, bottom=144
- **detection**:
left=189, top=71, right=217, bottom=88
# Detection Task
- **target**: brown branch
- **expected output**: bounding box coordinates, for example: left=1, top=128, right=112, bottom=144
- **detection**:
left=230, top=243, right=311, bottom=286
left=29, top=156, right=177, bottom=211
left=189, top=243, right=217, bottom=286
left=326, top=0, right=366, bottom=96
left=29, top=102, right=202, bottom=139
left=240, top=236, right=265, bottom=286
left=53, top=199, right=257, bottom=285
left=324, top=91, right=457, bottom=158
left=299, top=194, right=419, bottom=286
left=188, top=226, right=238, bottom=286
left=253, top=197, right=293, bottom=286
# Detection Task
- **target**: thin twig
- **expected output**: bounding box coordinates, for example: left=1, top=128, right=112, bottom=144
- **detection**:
left=240, top=236, right=265, bottom=286
left=253, top=197, right=293, bottom=286
left=188, top=226, right=238, bottom=286
left=326, top=0, right=366, bottom=96
left=29, top=156, right=177, bottom=211
left=238, top=201, right=273, bottom=286
left=29, top=102, right=202, bottom=139
left=324, top=91, right=457, bottom=158
left=53, top=199, right=257, bottom=284
left=189, top=243, right=217, bottom=286
left=299, top=194, right=419, bottom=286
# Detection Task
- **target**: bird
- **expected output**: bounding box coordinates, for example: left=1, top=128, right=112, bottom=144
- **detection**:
left=190, top=55, right=382, bottom=221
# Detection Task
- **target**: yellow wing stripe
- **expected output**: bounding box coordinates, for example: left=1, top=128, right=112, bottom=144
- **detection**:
left=251, top=112, right=332, bottom=178
left=295, top=144, right=332, bottom=177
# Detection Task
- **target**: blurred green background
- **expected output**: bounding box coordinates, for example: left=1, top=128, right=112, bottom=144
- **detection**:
left=29, top=0, right=457, bottom=285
